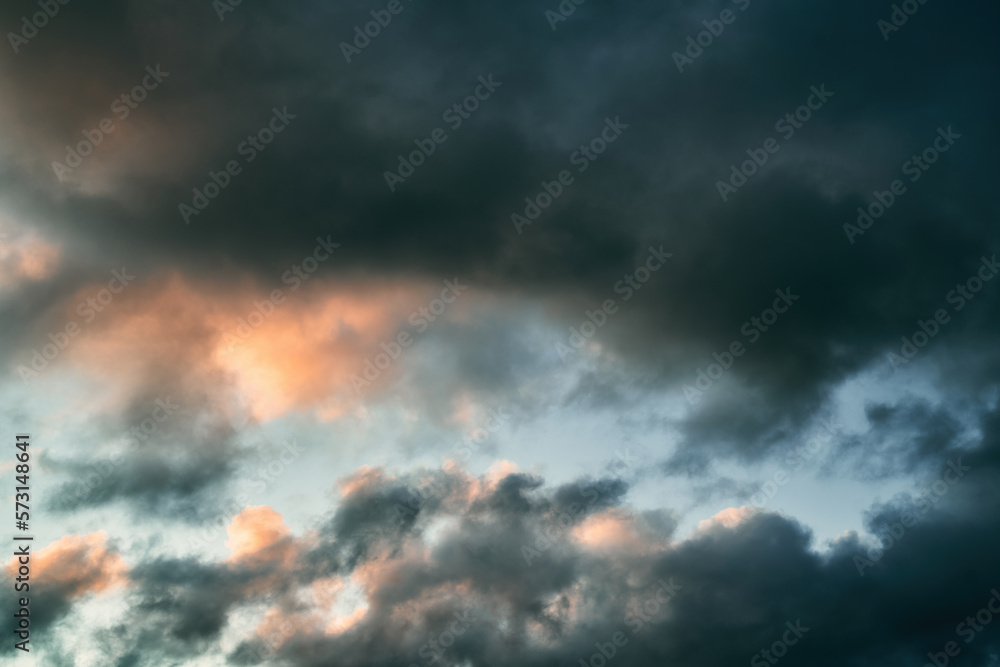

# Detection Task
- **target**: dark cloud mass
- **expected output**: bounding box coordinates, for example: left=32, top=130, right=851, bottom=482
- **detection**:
left=2, top=0, right=997, bottom=452
left=1, top=0, right=999, bottom=664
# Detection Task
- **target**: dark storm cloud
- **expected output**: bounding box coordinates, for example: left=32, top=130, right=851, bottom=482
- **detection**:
left=2, top=0, right=998, bottom=463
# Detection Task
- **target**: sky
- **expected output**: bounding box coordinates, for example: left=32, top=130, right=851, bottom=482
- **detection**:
left=1, top=0, right=999, bottom=665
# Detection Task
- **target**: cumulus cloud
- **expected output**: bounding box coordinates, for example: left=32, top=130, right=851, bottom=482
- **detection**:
left=225, top=505, right=298, bottom=567
left=1, top=531, right=127, bottom=636
left=10, top=425, right=998, bottom=666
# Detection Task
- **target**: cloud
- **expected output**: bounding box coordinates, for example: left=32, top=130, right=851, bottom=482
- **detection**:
left=1, top=0, right=999, bottom=663
left=1, top=0, right=997, bottom=475
left=0, top=531, right=127, bottom=639
left=0, top=214, right=60, bottom=291
left=19, top=422, right=1000, bottom=665
left=226, top=505, right=298, bottom=567
left=8, top=531, right=128, bottom=598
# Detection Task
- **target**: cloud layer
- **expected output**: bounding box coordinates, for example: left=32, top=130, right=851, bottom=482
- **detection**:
left=1, top=0, right=998, bottom=664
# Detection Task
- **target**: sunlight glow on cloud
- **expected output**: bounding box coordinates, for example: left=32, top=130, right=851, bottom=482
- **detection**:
left=695, top=506, right=757, bottom=534
left=47, top=273, right=454, bottom=423
left=4, top=531, right=127, bottom=599
left=0, top=214, right=60, bottom=291
left=226, top=505, right=297, bottom=566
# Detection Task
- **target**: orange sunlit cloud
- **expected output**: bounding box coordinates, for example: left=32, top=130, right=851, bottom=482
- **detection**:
left=695, top=506, right=757, bottom=533
left=325, top=605, right=369, bottom=636
left=573, top=509, right=648, bottom=553
left=47, top=272, right=450, bottom=423
left=4, top=531, right=127, bottom=599
left=226, top=506, right=298, bottom=567
left=0, top=216, right=60, bottom=289
left=339, top=466, right=390, bottom=498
